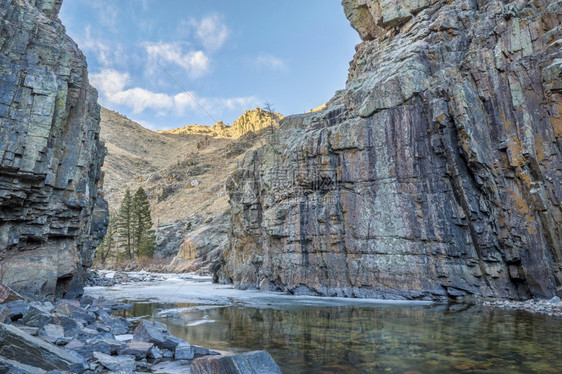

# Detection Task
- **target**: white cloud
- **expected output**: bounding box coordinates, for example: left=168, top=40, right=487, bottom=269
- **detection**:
left=90, top=69, right=260, bottom=119
left=256, top=54, right=287, bottom=71
left=145, top=42, right=210, bottom=78
left=90, top=69, right=128, bottom=96
left=192, top=14, right=229, bottom=51
left=78, top=25, right=126, bottom=67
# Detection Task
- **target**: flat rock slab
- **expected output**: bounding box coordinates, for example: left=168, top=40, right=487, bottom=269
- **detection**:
left=93, top=351, right=136, bottom=373
left=0, top=355, right=47, bottom=374
left=0, top=323, right=86, bottom=373
left=191, top=350, right=282, bottom=374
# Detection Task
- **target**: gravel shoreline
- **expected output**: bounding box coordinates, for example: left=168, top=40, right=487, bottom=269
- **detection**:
left=482, top=296, right=562, bottom=316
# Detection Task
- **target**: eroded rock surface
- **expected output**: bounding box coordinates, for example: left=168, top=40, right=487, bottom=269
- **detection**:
left=221, top=0, right=562, bottom=300
left=0, top=0, right=107, bottom=298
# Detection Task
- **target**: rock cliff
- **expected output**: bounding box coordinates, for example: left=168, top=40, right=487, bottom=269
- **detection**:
left=0, top=0, right=107, bottom=298
left=220, top=0, right=562, bottom=300
left=160, top=108, right=283, bottom=139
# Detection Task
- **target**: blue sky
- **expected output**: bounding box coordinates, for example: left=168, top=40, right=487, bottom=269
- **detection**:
left=59, top=1, right=359, bottom=130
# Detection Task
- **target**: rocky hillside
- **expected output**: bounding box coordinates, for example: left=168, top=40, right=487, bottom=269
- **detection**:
left=0, top=0, right=107, bottom=298
left=159, top=108, right=282, bottom=139
left=100, top=107, right=276, bottom=261
left=220, top=0, right=562, bottom=300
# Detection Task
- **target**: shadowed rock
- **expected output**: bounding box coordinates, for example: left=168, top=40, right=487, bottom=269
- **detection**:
left=0, top=0, right=108, bottom=299
left=191, top=350, right=282, bottom=374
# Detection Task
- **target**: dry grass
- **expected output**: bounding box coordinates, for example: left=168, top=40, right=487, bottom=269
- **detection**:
left=99, top=107, right=267, bottom=226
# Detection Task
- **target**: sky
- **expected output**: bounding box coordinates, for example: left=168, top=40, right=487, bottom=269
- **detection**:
left=59, top=1, right=359, bottom=130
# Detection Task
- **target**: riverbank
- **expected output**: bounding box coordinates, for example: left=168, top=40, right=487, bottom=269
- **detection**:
left=0, top=283, right=281, bottom=373
left=483, top=297, right=562, bottom=317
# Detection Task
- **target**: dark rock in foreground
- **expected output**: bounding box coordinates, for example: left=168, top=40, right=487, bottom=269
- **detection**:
left=191, top=350, right=282, bottom=374
left=0, top=323, right=86, bottom=373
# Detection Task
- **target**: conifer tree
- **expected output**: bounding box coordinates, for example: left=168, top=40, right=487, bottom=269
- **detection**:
left=117, top=189, right=134, bottom=260
left=132, top=187, right=155, bottom=258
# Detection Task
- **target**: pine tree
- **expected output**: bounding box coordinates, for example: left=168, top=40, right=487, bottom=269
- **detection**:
left=132, top=187, right=155, bottom=258
left=116, top=189, right=134, bottom=260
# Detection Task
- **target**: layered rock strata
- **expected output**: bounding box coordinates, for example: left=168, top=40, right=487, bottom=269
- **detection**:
left=0, top=0, right=107, bottom=298
left=221, top=0, right=562, bottom=300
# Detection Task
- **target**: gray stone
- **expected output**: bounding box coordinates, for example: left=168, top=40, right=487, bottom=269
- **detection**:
left=4, top=301, right=29, bottom=321
left=193, top=345, right=221, bottom=358
left=0, top=356, right=47, bottom=374
left=170, top=213, right=230, bottom=273
left=118, top=341, right=154, bottom=360
left=0, top=323, right=87, bottom=373
left=174, top=342, right=194, bottom=360
left=38, top=324, right=65, bottom=344
left=21, top=307, right=53, bottom=327
left=96, top=310, right=130, bottom=335
left=148, top=346, right=163, bottom=363
left=93, top=352, right=136, bottom=373
left=190, top=350, right=282, bottom=374
left=133, top=320, right=167, bottom=347
left=0, top=306, right=9, bottom=323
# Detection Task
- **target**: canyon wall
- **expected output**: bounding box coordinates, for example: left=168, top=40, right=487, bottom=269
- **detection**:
left=220, top=0, right=562, bottom=300
left=0, top=0, right=107, bottom=298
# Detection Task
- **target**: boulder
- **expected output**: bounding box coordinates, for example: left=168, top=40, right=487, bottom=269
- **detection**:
left=174, top=342, right=194, bottom=360
left=133, top=320, right=167, bottom=347
left=118, top=341, right=154, bottom=360
left=191, top=350, right=282, bottom=374
left=0, top=323, right=86, bottom=373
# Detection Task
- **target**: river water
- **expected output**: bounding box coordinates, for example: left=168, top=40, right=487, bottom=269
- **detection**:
left=85, top=273, right=562, bottom=373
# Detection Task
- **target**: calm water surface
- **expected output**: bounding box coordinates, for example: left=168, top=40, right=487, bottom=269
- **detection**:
left=116, top=301, right=562, bottom=373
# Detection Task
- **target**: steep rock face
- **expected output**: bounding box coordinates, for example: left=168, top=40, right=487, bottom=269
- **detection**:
left=221, top=0, right=562, bottom=300
left=0, top=0, right=107, bottom=298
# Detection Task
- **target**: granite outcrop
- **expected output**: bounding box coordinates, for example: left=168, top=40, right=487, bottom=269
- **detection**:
left=0, top=0, right=108, bottom=298
left=220, top=0, right=562, bottom=300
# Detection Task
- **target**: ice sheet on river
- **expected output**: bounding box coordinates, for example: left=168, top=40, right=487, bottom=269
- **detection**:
left=85, top=272, right=432, bottom=309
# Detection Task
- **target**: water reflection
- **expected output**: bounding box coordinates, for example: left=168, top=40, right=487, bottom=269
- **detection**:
left=118, top=302, right=562, bottom=373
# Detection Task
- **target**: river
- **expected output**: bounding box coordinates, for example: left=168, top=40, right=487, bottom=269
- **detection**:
left=85, top=273, right=562, bottom=373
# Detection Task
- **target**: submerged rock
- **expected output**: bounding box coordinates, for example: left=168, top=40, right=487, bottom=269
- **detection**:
left=190, top=350, right=282, bottom=374
left=221, top=0, right=562, bottom=301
